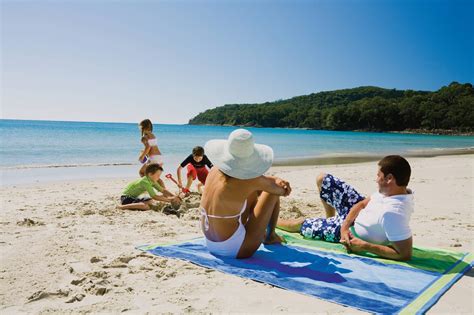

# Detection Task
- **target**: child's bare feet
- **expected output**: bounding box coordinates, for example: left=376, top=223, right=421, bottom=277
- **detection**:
left=264, top=232, right=286, bottom=245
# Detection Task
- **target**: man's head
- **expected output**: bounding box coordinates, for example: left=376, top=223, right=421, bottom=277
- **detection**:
left=192, top=146, right=204, bottom=163
left=145, top=163, right=163, bottom=181
left=376, top=155, right=411, bottom=194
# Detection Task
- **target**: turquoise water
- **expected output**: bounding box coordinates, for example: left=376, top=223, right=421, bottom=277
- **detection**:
left=1, top=119, right=473, bottom=184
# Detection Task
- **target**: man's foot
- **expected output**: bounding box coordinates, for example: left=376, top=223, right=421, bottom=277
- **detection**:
left=263, top=232, right=286, bottom=245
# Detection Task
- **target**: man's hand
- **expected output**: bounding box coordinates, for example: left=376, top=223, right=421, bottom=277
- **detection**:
left=339, top=227, right=352, bottom=251
left=347, top=236, right=368, bottom=253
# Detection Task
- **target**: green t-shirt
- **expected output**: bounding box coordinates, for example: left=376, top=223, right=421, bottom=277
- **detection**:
left=122, top=176, right=163, bottom=198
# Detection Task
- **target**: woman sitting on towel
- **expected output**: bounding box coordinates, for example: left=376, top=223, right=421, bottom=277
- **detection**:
left=200, top=129, right=291, bottom=258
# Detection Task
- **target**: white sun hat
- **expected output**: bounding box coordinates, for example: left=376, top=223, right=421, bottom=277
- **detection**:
left=204, top=129, right=274, bottom=180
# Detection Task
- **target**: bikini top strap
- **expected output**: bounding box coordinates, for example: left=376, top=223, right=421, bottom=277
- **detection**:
left=200, top=200, right=248, bottom=230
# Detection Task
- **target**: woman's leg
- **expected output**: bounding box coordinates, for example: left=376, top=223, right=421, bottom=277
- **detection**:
left=237, top=192, right=284, bottom=259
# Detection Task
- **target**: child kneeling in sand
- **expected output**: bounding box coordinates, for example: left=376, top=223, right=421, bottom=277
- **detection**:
left=119, top=164, right=181, bottom=211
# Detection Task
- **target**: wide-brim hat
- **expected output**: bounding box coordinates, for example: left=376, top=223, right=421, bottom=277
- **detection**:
left=205, top=129, right=273, bottom=180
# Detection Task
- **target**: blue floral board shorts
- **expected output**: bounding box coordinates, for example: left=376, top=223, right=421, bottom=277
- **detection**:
left=300, top=174, right=365, bottom=243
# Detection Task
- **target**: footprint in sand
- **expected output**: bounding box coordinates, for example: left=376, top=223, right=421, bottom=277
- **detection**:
left=65, top=294, right=85, bottom=303
left=17, top=218, right=45, bottom=227
left=27, top=289, right=70, bottom=303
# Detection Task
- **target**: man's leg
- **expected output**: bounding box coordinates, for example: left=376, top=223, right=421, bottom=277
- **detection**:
left=277, top=217, right=306, bottom=232
left=318, top=173, right=365, bottom=218
left=300, top=216, right=344, bottom=243
left=317, top=173, right=336, bottom=218
left=298, top=173, right=365, bottom=243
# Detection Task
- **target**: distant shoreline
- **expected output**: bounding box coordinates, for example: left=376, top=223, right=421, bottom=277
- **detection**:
left=191, top=123, right=474, bottom=136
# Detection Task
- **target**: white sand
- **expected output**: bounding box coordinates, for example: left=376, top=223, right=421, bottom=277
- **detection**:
left=1, top=155, right=473, bottom=314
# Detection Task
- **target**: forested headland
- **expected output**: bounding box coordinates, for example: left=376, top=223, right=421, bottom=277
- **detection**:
left=189, top=82, right=473, bottom=134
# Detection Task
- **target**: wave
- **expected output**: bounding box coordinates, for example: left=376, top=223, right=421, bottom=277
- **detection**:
left=273, top=147, right=474, bottom=167
left=1, top=147, right=473, bottom=170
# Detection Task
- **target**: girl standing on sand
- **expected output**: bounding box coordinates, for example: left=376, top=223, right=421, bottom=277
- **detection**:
left=138, top=119, right=164, bottom=178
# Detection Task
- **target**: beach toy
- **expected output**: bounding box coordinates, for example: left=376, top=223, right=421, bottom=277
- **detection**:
left=165, top=173, right=191, bottom=194
left=139, top=153, right=148, bottom=164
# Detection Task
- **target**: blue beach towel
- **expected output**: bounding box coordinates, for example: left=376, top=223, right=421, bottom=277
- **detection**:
left=137, top=234, right=472, bottom=314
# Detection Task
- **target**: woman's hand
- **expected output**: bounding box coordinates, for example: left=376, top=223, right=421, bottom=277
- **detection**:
left=275, top=178, right=292, bottom=196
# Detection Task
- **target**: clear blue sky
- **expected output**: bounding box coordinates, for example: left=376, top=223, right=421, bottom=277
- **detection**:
left=1, top=0, right=473, bottom=124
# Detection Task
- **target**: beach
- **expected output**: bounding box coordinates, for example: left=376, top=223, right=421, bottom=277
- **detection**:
left=0, top=154, right=473, bottom=314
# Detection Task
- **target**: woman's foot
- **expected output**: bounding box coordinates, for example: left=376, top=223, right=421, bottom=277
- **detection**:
left=263, top=232, right=286, bottom=245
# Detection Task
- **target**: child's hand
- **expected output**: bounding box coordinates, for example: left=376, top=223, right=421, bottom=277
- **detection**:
left=171, top=196, right=181, bottom=210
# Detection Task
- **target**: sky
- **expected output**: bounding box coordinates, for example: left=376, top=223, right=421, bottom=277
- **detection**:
left=1, top=0, right=473, bottom=124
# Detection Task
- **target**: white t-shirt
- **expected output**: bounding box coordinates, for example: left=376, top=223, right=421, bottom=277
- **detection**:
left=353, top=190, right=414, bottom=245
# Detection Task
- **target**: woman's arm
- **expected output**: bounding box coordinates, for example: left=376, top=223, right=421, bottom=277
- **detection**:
left=256, top=176, right=291, bottom=196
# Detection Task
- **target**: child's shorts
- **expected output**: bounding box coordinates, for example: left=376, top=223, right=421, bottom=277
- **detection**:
left=187, top=164, right=209, bottom=184
left=121, top=195, right=152, bottom=205
left=300, top=174, right=365, bottom=242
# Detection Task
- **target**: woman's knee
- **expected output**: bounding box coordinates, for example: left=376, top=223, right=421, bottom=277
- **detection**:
left=237, top=241, right=261, bottom=259
left=258, top=191, right=280, bottom=203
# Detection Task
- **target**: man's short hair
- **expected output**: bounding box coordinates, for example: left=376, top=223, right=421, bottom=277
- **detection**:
left=192, top=146, right=204, bottom=156
left=145, top=163, right=163, bottom=175
left=378, top=155, right=411, bottom=186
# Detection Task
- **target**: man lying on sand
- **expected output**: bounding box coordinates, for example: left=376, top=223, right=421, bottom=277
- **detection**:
left=118, top=164, right=181, bottom=211
left=278, top=155, right=414, bottom=261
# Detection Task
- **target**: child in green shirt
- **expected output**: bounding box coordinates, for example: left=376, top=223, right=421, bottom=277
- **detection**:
left=119, top=164, right=181, bottom=211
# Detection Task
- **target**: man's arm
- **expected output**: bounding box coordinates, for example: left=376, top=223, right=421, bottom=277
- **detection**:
left=340, top=198, right=370, bottom=246
left=348, top=236, right=413, bottom=261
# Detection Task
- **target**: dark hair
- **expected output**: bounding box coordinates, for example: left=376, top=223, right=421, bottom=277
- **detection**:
left=145, top=163, right=163, bottom=175
left=139, top=119, right=153, bottom=136
left=378, top=155, right=411, bottom=186
left=192, top=146, right=204, bottom=156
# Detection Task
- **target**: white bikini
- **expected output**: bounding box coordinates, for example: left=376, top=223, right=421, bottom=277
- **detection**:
left=147, top=138, right=158, bottom=146
left=200, top=200, right=247, bottom=258
left=146, top=138, right=163, bottom=165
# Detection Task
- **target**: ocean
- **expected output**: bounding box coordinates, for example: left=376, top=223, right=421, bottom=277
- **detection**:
left=1, top=119, right=473, bottom=185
